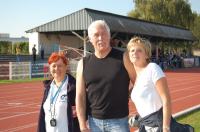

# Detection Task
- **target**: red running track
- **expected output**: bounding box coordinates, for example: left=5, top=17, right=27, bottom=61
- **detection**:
left=0, top=68, right=200, bottom=132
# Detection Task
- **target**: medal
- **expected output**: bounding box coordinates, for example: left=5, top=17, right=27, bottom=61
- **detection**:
left=49, top=76, right=68, bottom=128
left=50, top=118, right=57, bottom=127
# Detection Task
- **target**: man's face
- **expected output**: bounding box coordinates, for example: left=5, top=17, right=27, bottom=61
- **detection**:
left=89, top=24, right=110, bottom=52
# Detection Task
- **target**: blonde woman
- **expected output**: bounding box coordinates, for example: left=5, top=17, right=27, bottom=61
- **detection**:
left=127, top=37, right=193, bottom=132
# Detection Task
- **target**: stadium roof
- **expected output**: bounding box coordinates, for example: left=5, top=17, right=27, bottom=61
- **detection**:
left=26, top=8, right=196, bottom=41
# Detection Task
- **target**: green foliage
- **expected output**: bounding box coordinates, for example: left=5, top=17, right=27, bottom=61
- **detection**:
left=0, top=41, right=12, bottom=54
left=0, top=77, right=45, bottom=84
left=129, top=0, right=200, bottom=50
left=0, top=41, right=29, bottom=55
left=129, top=0, right=194, bottom=29
left=13, top=42, right=29, bottom=54
left=191, top=13, right=200, bottom=48
left=158, top=41, right=192, bottom=56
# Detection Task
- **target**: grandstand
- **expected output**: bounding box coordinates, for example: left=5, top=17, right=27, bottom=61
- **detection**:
left=0, top=47, right=87, bottom=80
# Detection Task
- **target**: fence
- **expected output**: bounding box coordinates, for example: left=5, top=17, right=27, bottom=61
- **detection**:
left=0, top=60, right=78, bottom=80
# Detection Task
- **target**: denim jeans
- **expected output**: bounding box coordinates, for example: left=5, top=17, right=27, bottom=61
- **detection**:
left=88, top=116, right=130, bottom=132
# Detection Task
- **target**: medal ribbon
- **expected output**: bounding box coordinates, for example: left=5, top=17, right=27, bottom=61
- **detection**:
left=50, top=76, right=68, bottom=105
left=50, top=75, right=68, bottom=118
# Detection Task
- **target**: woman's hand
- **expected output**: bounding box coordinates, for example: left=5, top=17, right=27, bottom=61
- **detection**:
left=163, top=127, right=170, bottom=132
left=81, top=128, right=90, bottom=132
left=72, top=106, right=77, bottom=118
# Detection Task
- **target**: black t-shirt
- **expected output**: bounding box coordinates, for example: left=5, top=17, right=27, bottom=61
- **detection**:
left=83, top=48, right=130, bottom=119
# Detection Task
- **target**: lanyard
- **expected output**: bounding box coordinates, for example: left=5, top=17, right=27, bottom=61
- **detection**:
left=50, top=75, right=68, bottom=118
left=50, top=76, right=68, bottom=105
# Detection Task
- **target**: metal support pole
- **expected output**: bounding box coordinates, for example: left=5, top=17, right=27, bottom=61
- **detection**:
left=156, top=44, right=159, bottom=60
left=83, top=30, right=87, bottom=57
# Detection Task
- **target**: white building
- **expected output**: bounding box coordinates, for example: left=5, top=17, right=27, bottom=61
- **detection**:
left=0, top=33, right=28, bottom=43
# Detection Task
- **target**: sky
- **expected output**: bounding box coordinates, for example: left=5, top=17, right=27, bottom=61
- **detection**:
left=0, top=0, right=199, bottom=38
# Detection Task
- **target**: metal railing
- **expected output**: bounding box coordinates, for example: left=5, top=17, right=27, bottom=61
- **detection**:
left=0, top=60, right=78, bottom=80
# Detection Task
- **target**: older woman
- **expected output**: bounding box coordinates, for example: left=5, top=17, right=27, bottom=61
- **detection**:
left=37, top=51, right=80, bottom=132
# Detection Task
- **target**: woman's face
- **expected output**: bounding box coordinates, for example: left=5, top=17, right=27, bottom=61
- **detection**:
left=129, top=45, right=147, bottom=65
left=49, top=58, right=67, bottom=79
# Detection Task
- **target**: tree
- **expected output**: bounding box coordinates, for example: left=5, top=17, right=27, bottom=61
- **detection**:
left=128, top=0, right=194, bottom=29
left=128, top=0, right=200, bottom=52
left=13, top=42, right=29, bottom=55
left=191, top=13, right=200, bottom=48
left=0, top=41, right=12, bottom=54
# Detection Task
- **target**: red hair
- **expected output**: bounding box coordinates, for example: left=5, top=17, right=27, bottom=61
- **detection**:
left=48, top=51, right=68, bottom=65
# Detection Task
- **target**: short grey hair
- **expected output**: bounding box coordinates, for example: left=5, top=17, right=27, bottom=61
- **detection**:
left=88, top=20, right=111, bottom=39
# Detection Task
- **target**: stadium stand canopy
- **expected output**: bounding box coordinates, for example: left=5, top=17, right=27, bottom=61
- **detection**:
left=26, top=8, right=196, bottom=42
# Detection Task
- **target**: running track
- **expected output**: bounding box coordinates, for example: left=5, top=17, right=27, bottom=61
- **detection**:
left=0, top=68, right=200, bottom=132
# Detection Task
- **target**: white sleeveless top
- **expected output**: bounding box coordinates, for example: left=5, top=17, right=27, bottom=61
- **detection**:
left=43, top=77, right=68, bottom=132
left=131, top=63, right=165, bottom=117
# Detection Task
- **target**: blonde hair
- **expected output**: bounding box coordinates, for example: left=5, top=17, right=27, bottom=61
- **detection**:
left=127, top=36, right=152, bottom=62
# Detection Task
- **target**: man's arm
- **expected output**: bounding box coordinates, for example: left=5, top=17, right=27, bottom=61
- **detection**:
left=75, top=59, right=89, bottom=131
left=123, top=51, right=136, bottom=85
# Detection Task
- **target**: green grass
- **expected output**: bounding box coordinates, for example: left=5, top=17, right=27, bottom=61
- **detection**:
left=0, top=77, right=45, bottom=84
left=176, top=109, right=200, bottom=131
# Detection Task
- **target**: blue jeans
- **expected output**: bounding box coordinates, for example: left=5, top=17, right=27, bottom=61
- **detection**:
left=88, top=116, right=130, bottom=132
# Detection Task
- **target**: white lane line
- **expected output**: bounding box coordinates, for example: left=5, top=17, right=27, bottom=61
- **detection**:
left=0, top=87, right=41, bottom=92
left=172, top=92, right=200, bottom=102
left=1, top=122, right=37, bottom=132
left=7, top=103, right=22, bottom=105
left=170, top=84, right=200, bottom=93
left=0, top=89, right=41, bottom=94
left=0, top=112, right=30, bottom=114
left=0, top=97, right=41, bottom=110
left=168, top=80, right=200, bottom=87
left=173, top=104, right=200, bottom=118
left=0, top=102, right=39, bottom=111
left=0, top=92, right=42, bottom=99
left=167, top=78, right=200, bottom=83
left=0, top=111, right=38, bottom=121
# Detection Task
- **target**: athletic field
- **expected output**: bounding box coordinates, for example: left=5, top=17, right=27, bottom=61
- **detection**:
left=0, top=68, right=200, bottom=132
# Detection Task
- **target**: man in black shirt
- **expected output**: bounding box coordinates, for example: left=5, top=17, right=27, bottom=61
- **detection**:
left=76, top=20, right=135, bottom=132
